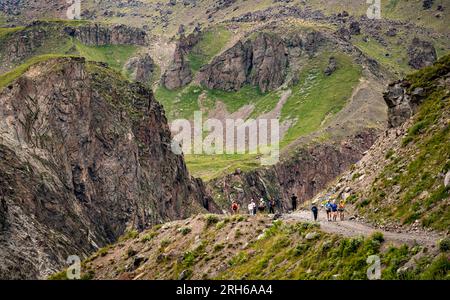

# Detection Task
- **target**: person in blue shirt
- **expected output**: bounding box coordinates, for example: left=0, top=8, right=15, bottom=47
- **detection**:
left=331, top=200, right=338, bottom=221
left=325, top=200, right=332, bottom=221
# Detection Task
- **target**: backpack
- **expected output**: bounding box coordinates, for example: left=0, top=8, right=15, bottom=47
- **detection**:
left=232, top=203, right=238, bottom=210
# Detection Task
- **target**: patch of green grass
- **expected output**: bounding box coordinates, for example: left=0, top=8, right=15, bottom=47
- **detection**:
left=74, top=41, right=138, bottom=72
left=118, top=230, right=139, bottom=242
left=187, top=25, right=232, bottom=72
left=0, top=54, right=75, bottom=90
left=360, top=55, right=450, bottom=230
left=280, top=53, right=362, bottom=148
left=0, top=26, right=25, bottom=40
left=185, top=153, right=260, bottom=181
left=154, top=85, right=202, bottom=121
left=204, top=214, right=220, bottom=227
left=140, top=231, right=159, bottom=243
left=215, top=221, right=440, bottom=280
left=179, top=227, right=192, bottom=235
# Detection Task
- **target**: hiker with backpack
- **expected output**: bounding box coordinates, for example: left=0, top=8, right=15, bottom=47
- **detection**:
left=268, top=199, right=275, bottom=214
left=311, top=201, right=319, bottom=221
left=291, top=193, right=298, bottom=211
left=258, top=198, right=266, bottom=213
left=231, top=200, right=239, bottom=215
left=338, top=200, right=345, bottom=221
left=331, top=200, right=338, bottom=221
left=325, top=199, right=332, bottom=221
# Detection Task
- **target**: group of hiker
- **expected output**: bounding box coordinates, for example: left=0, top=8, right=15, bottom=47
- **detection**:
left=231, top=193, right=298, bottom=216
left=310, top=199, right=345, bottom=222
left=230, top=192, right=346, bottom=222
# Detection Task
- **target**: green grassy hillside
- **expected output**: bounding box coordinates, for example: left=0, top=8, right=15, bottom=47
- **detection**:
left=0, top=21, right=142, bottom=80
left=356, top=55, right=450, bottom=231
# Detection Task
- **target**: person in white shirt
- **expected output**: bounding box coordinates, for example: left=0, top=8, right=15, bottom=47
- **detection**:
left=248, top=199, right=256, bottom=215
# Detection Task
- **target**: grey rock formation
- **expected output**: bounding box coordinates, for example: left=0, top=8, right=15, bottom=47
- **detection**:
left=324, top=56, right=337, bottom=76
left=0, top=57, right=218, bottom=279
left=407, top=38, right=437, bottom=69
left=69, top=23, right=147, bottom=46
left=349, top=21, right=361, bottom=35
left=198, top=40, right=252, bottom=91
left=124, top=53, right=155, bottom=85
left=161, top=31, right=202, bottom=89
left=199, top=33, right=288, bottom=92
left=249, top=33, right=289, bottom=92
left=383, top=80, right=431, bottom=127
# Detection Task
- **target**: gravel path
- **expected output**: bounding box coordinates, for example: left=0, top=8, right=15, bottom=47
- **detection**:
left=282, top=209, right=443, bottom=247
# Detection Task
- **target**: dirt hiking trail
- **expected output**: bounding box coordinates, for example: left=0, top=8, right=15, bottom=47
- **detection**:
left=282, top=209, right=443, bottom=247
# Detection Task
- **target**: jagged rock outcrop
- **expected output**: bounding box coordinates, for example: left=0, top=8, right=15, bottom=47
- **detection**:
left=0, top=21, right=147, bottom=73
left=384, top=57, right=450, bottom=127
left=383, top=80, right=422, bottom=128
left=302, top=31, right=324, bottom=57
left=198, top=40, right=252, bottom=91
left=0, top=57, right=218, bottom=279
left=349, top=21, right=361, bottom=35
left=199, top=33, right=288, bottom=92
left=324, top=56, right=337, bottom=76
left=66, top=23, right=147, bottom=46
left=124, top=53, right=155, bottom=85
left=407, top=38, right=437, bottom=69
left=161, top=31, right=202, bottom=89
left=249, top=33, right=288, bottom=92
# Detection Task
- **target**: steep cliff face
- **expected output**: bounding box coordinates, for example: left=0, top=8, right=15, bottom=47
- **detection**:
left=124, top=53, right=155, bottom=85
left=198, top=32, right=288, bottom=92
left=0, top=21, right=147, bottom=72
left=0, top=57, right=217, bottom=279
left=161, top=31, right=202, bottom=89
left=66, top=23, right=147, bottom=46
left=197, top=39, right=252, bottom=91
left=249, top=33, right=288, bottom=93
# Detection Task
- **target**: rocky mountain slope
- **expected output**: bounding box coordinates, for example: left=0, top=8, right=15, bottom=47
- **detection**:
left=55, top=213, right=449, bottom=280
left=310, top=54, right=450, bottom=232
left=0, top=21, right=149, bottom=74
left=0, top=56, right=218, bottom=279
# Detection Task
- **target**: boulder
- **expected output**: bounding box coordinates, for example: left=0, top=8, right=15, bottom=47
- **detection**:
left=407, top=38, right=437, bottom=69
left=324, top=56, right=337, bottom=76
left=349, top=21, right=361, bottom=35
left=423, top=0, right=434, bottom=9
left=305, top=232, right=320, bottom=240
left=445, top=171, right=450, bottom=187
left=124, top=53, right=155, bottom=85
